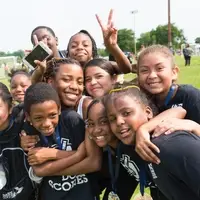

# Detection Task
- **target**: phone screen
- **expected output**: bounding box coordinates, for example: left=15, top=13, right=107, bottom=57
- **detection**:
left=24, top=45, right=50, bottom=68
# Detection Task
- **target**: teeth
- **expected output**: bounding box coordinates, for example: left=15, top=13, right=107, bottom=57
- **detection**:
left=96, top=136, right=105, bottom=140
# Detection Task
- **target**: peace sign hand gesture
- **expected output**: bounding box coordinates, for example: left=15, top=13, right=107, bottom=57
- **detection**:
left=96, top=9, right=118, bottom=48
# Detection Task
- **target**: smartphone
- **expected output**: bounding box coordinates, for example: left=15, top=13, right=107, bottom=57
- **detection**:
left=23, top=42, right=52, bottom=70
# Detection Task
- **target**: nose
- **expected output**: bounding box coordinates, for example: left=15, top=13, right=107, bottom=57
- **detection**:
left=91, top=78, right=97, bottom=85
left=148, top=70, right=157, bottom=79
left=43, top=119, right=52, bottom=128
left=77, top=44, right=84, bottom=50
left=93, top=125, right=102, bottom=136
left=69, top=81, right=78, bottom=90
left=116, top=116, right=125, bottom=126
left=15, top=85, right=22, bottom=92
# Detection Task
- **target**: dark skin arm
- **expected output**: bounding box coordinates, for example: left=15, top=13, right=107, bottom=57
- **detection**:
left=31, top=142, right=86, bottom=177
left=96, top=9, right=132, bottom=73
left=136, top=107, right=186, bottom=164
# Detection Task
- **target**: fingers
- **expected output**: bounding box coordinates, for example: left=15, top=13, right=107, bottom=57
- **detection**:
left=33, top=35, right=39, bottom=46
left=95, top=14, right=104, bottom=31
left=20, top=135, right=38, bottom=151
left=107, top=9, right=114, bottom=27
left=136, top=142, right=160, bottom=164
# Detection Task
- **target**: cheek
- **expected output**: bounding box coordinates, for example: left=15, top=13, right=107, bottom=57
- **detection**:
left=0, top=110, right=9, bottom=121
left=110, top=123, right=117, bottom=134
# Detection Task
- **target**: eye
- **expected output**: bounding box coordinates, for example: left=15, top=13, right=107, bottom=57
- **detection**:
left=77, top=80, right=84, bottom=85
left=87, top=122, right=94, bottom=128
left=10, top=85, right=16, bottom=89
left=62, top=78, right=70, bottom=82
left=85, top=78, right=91, bottom=83
left=109, top=116, right=116, bottom=123
left=33, top=117, right=42, bottom=121
left=122, top=111, right=131, bottom=117
left=96, top=75, right=104, bottom=79
left=157, top=65, right=164, bottom=71
left=49, top=113, right=58, bottom=119
left=139, top=68, right=148, bottom=73
left=100, top=119, right=108, bottom=125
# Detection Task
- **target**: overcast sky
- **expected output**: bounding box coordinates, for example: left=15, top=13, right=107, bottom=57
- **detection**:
left=0, top=0, right=199, bottom=51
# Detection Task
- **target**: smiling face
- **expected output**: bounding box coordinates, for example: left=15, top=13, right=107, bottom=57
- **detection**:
left=106, top=95, right=152, bottom=145
left=138, top=52, right=178, bottom=101
left=50, top=63, right=84, bottom=107
left=10, top=74, right=31, bottom=103
left=68, top=33, right=93, bottom=66
left=85, top=66, right=116, bottom=98
left=27, top=100, right=60, bottom=136
left=87, top=102, right=117, bottom=148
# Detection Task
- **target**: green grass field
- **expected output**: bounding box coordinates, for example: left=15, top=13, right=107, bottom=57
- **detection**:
left=0, top=56, right=200, bottom=199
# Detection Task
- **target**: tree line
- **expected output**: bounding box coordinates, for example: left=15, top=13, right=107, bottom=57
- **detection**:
left=98, top=23, right=200, bottom=56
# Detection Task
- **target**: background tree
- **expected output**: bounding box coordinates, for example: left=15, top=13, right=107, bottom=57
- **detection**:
left=195, top=37, right=200, bottom=44
left=97, top=48, right=109, bottom=57
left=137, top=23, right=186, bottom=49
left=117, top=29, right=135, bottom=52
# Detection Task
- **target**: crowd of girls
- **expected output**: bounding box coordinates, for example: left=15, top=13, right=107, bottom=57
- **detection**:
left=1, top=9, right=200, bottom=200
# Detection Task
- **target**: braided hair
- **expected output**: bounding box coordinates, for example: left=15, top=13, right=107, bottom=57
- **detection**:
left=44, top=57, right=82, bottom=82
left=8, top=68, right=31, bottom=82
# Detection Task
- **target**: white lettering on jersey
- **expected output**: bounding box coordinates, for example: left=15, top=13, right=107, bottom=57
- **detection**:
left=171, top=103, right=183, bottom=108
left=48, top=175, right=88, bottom=191
left=148, top=163, right=158, bottom=179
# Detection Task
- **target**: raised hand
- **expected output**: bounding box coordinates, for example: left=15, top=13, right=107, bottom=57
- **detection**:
left=96, top=9, right=118, bottom=47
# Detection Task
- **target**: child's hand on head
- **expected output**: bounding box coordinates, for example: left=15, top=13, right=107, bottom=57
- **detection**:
left=20, top=130, right=39, bottom=152
left=135, top=126, right=160, bottom=164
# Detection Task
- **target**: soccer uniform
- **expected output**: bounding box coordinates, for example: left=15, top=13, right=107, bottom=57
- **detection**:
left=151, top=131, right=200, bottom=200
left=39, top=109, right=94, bottom=200
left=160, top=84, right=200, bottom=123
left=0, top=104, right=37, bottom=200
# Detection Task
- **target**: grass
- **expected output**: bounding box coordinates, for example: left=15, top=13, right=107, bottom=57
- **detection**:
left=1, top=56, right=200, bottom=199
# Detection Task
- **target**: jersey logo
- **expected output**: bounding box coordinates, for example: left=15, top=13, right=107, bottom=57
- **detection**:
left=61, top=138, right=72, bottom=151
left=2, top=186, right=23, bottom=199
left=120, top=154, right=140, bottom=181
left=171, top=103, right=183, bottom=108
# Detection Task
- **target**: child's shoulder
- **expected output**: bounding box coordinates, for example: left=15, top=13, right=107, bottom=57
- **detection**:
left=178, top=84, right=200, bottom=95
left=60, top=108, right=85, bottom=126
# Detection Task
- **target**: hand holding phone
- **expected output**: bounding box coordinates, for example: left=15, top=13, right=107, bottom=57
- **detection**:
left=23, top=41, right=52, bottom=71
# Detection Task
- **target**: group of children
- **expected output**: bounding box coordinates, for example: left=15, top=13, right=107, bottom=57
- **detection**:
left=1, top=9, right=200, bottom=200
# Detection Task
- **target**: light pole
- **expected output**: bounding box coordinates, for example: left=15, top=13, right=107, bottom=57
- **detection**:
left=168, top=0, right=172, bottom=47
left=131, top=10, right=138, bottom=55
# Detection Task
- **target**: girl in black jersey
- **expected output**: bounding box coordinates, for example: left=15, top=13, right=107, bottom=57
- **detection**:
left=136, top=44, right=200, bottom=163
left=86, top=99, right=138, bottom=199
left=103, top=84, right=200, bottom=200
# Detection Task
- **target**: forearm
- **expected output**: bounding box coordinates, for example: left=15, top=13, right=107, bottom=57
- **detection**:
left=141, top=107, right=186, bottom=132
left=31, top=69, right=44, bottom=84
left=106, top=44, right=132, bottom=73
left=53, top=154, right=102, bottom=176
left=184, top=120, right=200, bottom=136
left=32, top=152, right=83, bottom=177
left=55, top=150, right=76, bottom=159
